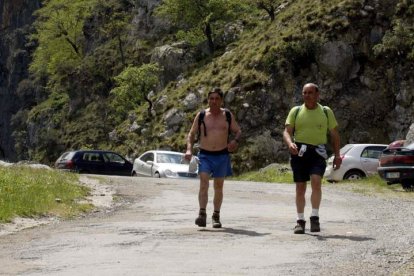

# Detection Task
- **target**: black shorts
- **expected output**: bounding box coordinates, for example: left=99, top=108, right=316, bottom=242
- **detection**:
left=290, top=143, right=327, bottom=182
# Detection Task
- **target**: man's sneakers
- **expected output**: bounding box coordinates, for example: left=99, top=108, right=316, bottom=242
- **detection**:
left=293, top=217, right=321, bottom=234
left=195, top=211, right=222, bottom=228
left=212, top=213, right=222, bottom=228
left=310, top=216, right=320, bottom=232
left=293, top=220, right=306, bottom=234
left=195, top=212, right=207, bottom=227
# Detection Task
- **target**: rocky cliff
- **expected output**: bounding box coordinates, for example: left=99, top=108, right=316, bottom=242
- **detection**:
left=0, top=0, right=40, bottom=160
left=0, top=0, right=413, bottom=171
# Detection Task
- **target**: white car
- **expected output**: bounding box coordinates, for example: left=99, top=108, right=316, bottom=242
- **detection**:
left=324, top=144, right=388, bottom=182
left=132, top=150, right=198, bottom=178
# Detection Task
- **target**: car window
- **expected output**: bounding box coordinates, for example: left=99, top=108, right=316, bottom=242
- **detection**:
left=157, top=153, right=183, bottom=164
left=360, top=146, right=387, bottom=159
left=58, top=152, right=74, bottom=161
left=83, top=153, right=95, bottom=161
left=140, top=153, right=154, bottom=162
left=104, top=152, right=126, bottom=164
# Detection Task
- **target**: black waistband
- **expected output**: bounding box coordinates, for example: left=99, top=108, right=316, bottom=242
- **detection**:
left=199, top=148, right=229, bottom=155
left=295, top=142, right=317, bottom=149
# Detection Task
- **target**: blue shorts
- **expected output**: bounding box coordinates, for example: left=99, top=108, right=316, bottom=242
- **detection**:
left=198, top=148, right=232, bottom=178
left=290, top=143, right=326, bottom=182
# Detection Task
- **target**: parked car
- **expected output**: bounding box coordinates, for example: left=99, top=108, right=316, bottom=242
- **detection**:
left=378, top=141, right=414, bottom=190
left=324, top=144, right=388, bottom=182
left=55, top=150, right=133, bottom=176
left=132, top=150, right=198, bottom=178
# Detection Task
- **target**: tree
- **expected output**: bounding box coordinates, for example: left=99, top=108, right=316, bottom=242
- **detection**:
left=30, top=0, right=97, bottom=78
left=95, top=0, right=133, bottom=67
left=252, top=0, right=284, bottom=21
left=110, top=63, right=161, bottom=117
left=155, top=0, right=247, bottom=53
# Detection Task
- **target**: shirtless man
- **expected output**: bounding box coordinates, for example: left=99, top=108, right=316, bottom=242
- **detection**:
left=185, top=87, right=241, bottom=228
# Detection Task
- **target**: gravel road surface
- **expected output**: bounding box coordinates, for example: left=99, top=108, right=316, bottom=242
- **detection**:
left=0, top=175, right=413, bottom=275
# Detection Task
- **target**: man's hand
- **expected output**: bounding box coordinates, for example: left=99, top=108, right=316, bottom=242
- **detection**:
left=333, top=156, right=342, bottom=170
left=227, top=140, right=238, bottom=153
left=184, top=150, right=192, bottom=161
left=288, top=142, right=299, bottom=155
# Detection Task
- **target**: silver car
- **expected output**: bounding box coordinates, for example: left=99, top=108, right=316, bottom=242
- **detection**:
left=324, top=144, right=387, bottom=182
left=132, top=150, right=198, bottom=178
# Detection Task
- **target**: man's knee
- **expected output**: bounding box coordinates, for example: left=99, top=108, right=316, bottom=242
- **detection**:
left=296, top=183, right=306, bottom=196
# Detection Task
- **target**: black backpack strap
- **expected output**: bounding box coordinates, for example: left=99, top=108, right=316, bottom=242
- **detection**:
left=322, top=106, right=329, bottom=133
left=292, top=105, right=301, bottom=135
left=224, top=108, right=232, bottom=141
left=197, top=110, right=206, bottom=141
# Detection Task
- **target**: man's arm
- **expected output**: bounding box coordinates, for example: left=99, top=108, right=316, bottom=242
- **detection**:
left=283, top=125, right=298, bottom=155
left=329, top=127, right=342, bottom=170
left=185, top=113, right=200, bottom=160
left=228, top=112, right=241, bottom=152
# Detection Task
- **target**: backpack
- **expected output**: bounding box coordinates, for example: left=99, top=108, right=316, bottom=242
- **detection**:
left=197, top=109, right=232, bottom=142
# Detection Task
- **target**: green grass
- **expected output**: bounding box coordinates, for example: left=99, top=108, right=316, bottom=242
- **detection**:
left=0, top=166, right=93, bottom=223
left=234, top=166, right=413, bottom=197
left=233, top=165, right=293, bottom=183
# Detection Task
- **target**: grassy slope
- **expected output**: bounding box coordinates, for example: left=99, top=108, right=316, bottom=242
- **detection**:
left=119, top=0, right=365, bottom=163
left=0, top=166, right=92, bottom=223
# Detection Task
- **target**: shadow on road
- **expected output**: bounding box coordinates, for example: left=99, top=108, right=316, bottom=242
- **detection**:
left=310, top=234, right=375, bottom=242
left=198, top=227, right=271, bottom=237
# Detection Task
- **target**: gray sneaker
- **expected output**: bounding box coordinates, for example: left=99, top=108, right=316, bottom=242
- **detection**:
left=294, top=220, right=306, bottom=234
left=212, top=214, right=222, bottom=228
left=310, top=216, right=320, bottom=232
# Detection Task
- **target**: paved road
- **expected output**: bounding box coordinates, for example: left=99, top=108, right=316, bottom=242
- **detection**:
left=0, top=176, right=413, bottom=275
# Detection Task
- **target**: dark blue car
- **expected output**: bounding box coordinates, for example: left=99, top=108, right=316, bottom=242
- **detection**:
left=54, top=150, right=133, bottom=176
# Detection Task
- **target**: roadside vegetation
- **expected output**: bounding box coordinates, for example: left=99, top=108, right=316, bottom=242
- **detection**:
left=234, top=168, right=412, bottom=196
left=0, top=167, right=92, bottom=223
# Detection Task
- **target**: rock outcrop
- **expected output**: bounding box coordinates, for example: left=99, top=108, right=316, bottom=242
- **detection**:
left=0, top=0, right=41, bottom=161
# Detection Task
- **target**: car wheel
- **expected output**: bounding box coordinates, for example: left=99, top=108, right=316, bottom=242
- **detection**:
left=343, top=170, right=365, bottom=180
left=154, top=172, right=161, bottom=178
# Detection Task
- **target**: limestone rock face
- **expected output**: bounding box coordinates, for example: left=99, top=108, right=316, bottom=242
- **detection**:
left=0, top=0, right=41, bottom=161
left=405, top=124, right=414, bottom=145
left=151, top=42, right=195, bottom=86
left=317, top=41, right=354, bottom=81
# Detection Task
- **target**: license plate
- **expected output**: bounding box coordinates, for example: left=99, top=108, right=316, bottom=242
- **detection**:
left=386, top=172, right=400, bottom=179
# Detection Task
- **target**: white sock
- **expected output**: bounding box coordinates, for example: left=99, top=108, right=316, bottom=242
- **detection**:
left=297, top=213, right=305, bottom=221
left=311, top=209, right=319, bottom=217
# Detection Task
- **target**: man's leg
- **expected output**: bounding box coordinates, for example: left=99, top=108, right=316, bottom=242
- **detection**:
left=295, top=182, right=307, bottom=214
left=213, top=177, right=224, bottom=211
left=309, top=174, right=322, bottom=232
left=195, top=172, right=210, bottom=227
left=294, top=182, right=307, bottom=234
left=198, top=172, right=210, bottom=209
left=310, top=174, right=322, bottom=210
left=212, top=177, right=224, bottom=228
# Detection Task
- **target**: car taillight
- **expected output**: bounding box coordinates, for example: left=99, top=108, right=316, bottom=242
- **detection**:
left=396, top=155, right=414, bottom=164
left=380, top=156, right=393, bottom=166
left=66, top=160, right=74, bottom=169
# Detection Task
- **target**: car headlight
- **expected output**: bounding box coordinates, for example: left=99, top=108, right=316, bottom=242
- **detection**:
left=164, top=169, right=178, bottom=177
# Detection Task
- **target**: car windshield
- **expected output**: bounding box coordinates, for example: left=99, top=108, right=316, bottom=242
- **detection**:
left=407, top=143, right=414, bottom=150
left=157, top=153, right=183, bottom=164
